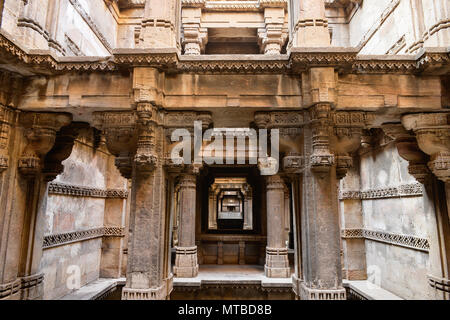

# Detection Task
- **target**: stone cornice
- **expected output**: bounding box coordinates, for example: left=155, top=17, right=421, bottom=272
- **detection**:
left=181, top=0, right=287, bottom=11
left=341, top=228, right=430, bottom=252
left=0, top=29, right=448, bottom=75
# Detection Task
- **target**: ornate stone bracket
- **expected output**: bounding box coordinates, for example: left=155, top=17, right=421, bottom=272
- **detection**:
left=18, top=112, right=72, bottom=179
left=381, top=123, right=431, bottom=184
left=93, top=111, right=138, bottom=179
left=42, top=122, right=90, bottom=182
left=332, top=111, right=365, bottom=179
left=402, top=113, right=450, bottom=183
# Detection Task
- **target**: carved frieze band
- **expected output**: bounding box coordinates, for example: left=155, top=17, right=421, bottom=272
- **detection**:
left=339, top=183, right=423, bottom=200
left=341, top=228, right=430, bottom=252
left=48, top=182, right=128, bottom=199
left=43, top=226, right=125, bottom=249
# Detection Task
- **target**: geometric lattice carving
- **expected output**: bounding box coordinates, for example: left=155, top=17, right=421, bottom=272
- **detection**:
left=43, top=227, right=125, bottom=249
left=48, top=182, right=129, bottom=199
left=339, top=183, right=423, bottom=200
left=341, top=228, right=430, bottom=252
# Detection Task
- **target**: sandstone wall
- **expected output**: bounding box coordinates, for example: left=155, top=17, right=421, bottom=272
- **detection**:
left=0, top=0, right=114, bottom=56
left=352, top=141, right=440, bottom=299
left=39, top=128, right=129, bottom=300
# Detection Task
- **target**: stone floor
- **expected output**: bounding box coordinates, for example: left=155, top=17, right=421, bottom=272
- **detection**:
left=174, top=265, right=294, bottom=287
left=59, top=265, right=403, bottom=300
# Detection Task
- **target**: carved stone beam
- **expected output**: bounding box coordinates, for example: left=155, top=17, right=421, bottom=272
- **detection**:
left=0, top=105, right=15, bottom=173
left=381, top=123, right=431, bottom=184
left=18, top=113, right=72, bottom=179
left=42, top=122, right=90, bottom=182
left=93, top=111, right=138, bottom=179
left=402, top=113, right=450, bottom=183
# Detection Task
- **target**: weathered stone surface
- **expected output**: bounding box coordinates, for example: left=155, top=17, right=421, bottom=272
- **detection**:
left=0, top=0, right=448, bottom=302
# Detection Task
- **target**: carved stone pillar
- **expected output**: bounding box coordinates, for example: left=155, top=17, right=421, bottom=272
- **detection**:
left=17, top=112, right=71, bottom=300
left=291, top=0, right=330, bottom=47
left=0, top=105, right=19, bottom=300
left=139, top=0, right=178, bottom=49
left=174, top=173, right=199, bottom=278
left=0, top=105, right=14, bottom=174
left=258, top=6, right=288, bottom=55
left=298, top=103, right=346, bottom=300
left=121, top=103, right=172, bottom=300
left=181, top=7, right=207, bottom=55
left=243, top=184, right=253, bottom=231
left=264, top=175, right=290, bottom=278
left=208, top=185, right=219, bottom=230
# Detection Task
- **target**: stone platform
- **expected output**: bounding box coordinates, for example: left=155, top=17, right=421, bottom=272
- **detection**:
left=171, top=265, right=294, bottom=300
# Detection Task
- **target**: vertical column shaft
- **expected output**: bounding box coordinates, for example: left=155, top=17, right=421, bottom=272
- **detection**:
left=174, top=174, right=199, bottom=278
left=265, top=175, right=290, bottom=278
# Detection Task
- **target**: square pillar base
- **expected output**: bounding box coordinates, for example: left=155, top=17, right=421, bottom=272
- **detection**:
left=300, top=283, right=346, bottom=300
left=122, top=275, right=173, bottom=300
left=264, top=247, right=290, bottom=278
left=174, top=246, right=199, bottom=278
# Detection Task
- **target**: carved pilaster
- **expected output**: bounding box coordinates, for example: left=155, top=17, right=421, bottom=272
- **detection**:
left=0, top=105, right=15, bottom=173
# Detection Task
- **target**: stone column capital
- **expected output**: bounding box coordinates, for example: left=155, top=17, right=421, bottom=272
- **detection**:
left=282, top=153, right=304, bottom=174
left=265, top=174, right=286, bottom=190
left=176, top=173, right=197, bottom=190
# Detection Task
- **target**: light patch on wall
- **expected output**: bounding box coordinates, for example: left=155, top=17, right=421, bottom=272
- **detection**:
left=377, top=170, right=388, bottom=185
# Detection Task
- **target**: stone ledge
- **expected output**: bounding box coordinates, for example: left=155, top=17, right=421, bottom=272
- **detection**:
left=343, top=280, right=403, bottom=300
left=60, top=278, right=126, bottom=300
